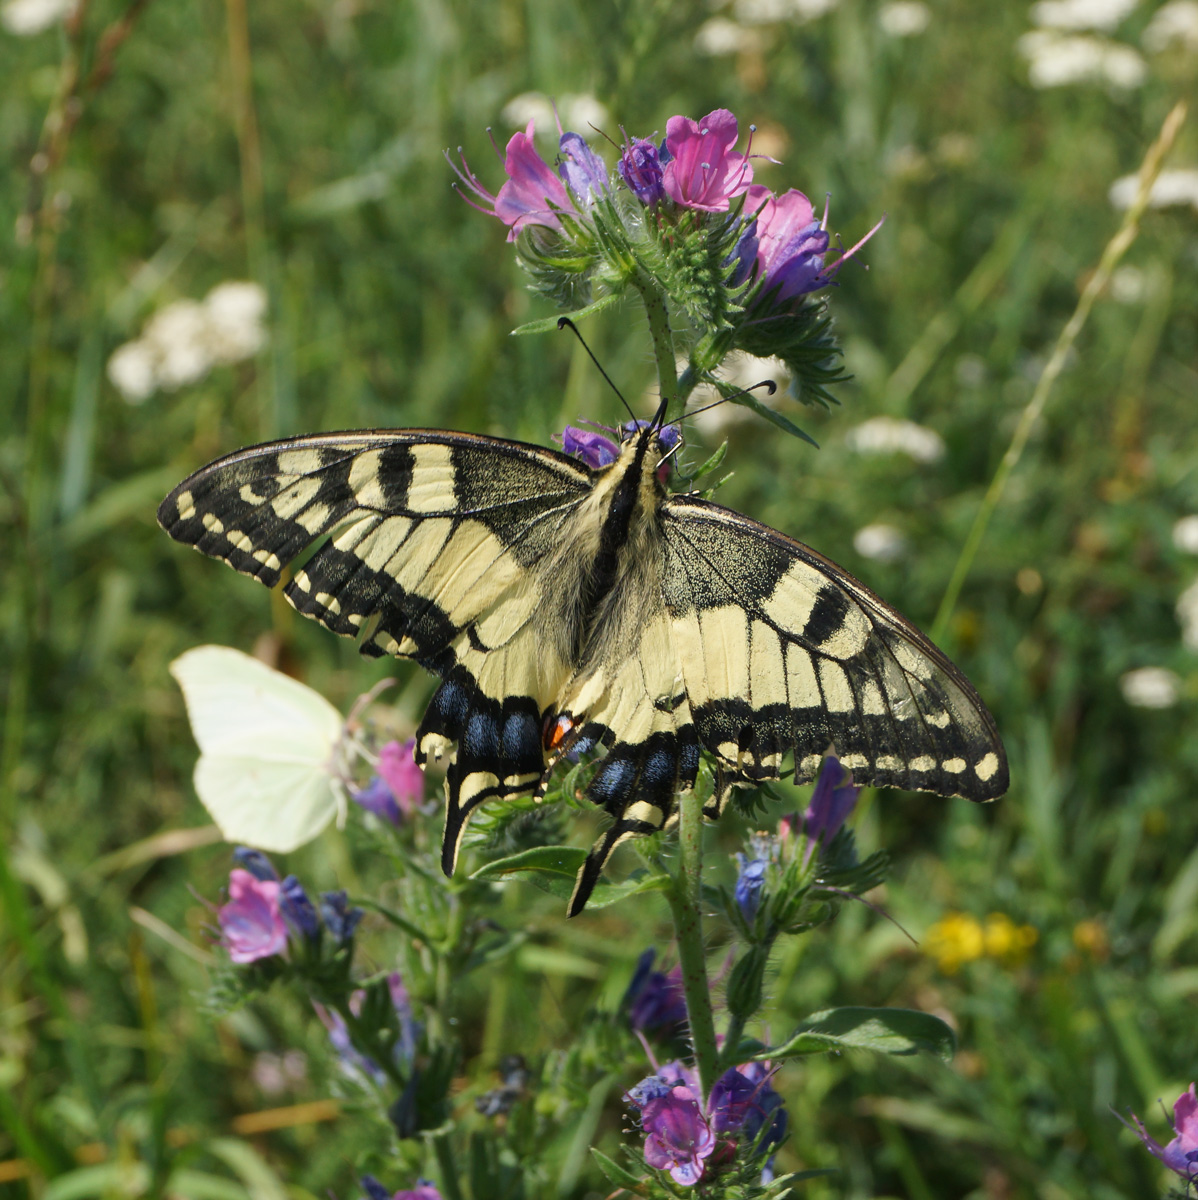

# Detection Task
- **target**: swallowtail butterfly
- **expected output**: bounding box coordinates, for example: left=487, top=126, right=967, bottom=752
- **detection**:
left=159, top=413, right=1007, bottom=914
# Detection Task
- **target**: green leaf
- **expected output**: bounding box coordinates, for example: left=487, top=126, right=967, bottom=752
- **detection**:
left=45, top=1164, right=152, bottom=1200
left=688, top=439, right=728, bottom=482
left=206, top=1138, right=289, bottom=1200
left=589, top=1148, right=648, bottom=1194
left=510, top=291, right=622, bottom=335
left=732, top=390, right=819, bottom=447
left=762, top=1007, right=956, bottom=1061
left=470, top=846, right=670, bottom=909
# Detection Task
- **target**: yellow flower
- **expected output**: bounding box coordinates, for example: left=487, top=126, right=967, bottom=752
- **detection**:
left=983, top=912, right=1038, bottom=966
left=925, top=912, right=985, bottom=973
left=1072, top=918, right=1109, bottom=962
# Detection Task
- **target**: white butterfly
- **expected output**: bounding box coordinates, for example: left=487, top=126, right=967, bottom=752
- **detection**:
left=170, top=645, right=347, bottom=851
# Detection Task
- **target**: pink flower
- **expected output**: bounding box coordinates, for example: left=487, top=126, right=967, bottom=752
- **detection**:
left=378, top=739, right=425, bottom=815
left=448, top=122, right=576, bottom=242
left=662, top=109, right=754, bottom=212
left=218, top=868, right=287, bottom=963
left=1121, top=1083, right=1198, bottom=1180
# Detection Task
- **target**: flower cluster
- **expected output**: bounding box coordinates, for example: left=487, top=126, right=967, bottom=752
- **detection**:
left=449, top=108, right=881, bottom=409
left=625, top=1057, right=787, bottom=1187
left=727, top=755, right=875, bottom=944
left=216, top=848, right=364, bottom=964
left=1119, top=1083, right=1198, bottom=1183
left=924, top=910, right=1039, bottom=973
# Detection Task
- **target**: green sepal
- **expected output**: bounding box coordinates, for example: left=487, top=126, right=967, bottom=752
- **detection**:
left=760, top=1006, right=957, bottom=1062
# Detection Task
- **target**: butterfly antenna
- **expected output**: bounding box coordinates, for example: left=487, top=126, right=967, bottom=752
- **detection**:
left=663, top=378, right=778, bottom=428
left=557, top=317, right=639, bottom=426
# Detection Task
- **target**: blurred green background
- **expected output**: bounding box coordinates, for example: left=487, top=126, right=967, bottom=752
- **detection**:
left=2, top=0, right=1197, bottom=1196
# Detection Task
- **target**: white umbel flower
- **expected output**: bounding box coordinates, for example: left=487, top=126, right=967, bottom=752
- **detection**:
left=1143, top=0, right=1198, bottom=51
left=1109, top=167, right=1198, bottom=212
left=106, top=341, right=157, bottom=405
left=1177, top=579, right=1198, bottom=649
left=500, top=93, right=609, bottom=135
left=205, top=281, right=268, bottom=364
left=879, top=1, right=930, bottom=36
left=853, top=523, right=907, bottom=562
left=1019, top=30, right=1147, bottom=87
left=106, top=280, right=268, bottom=402
left=1, top=0, right=72, bottom=35
left=1120, top=666, right=1181, bottom=708
left=844, top=416, right=946, bottom=464
left=1030, top=0, right=1138, bottom=31
left=1173, top=516, right=1198, bottom=555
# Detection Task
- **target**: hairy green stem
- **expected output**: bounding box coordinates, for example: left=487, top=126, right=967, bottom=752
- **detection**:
left=637, top=278, right=719, bottom=1096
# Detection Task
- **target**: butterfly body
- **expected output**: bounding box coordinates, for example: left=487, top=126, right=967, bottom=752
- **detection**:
left=160, top=420, right=1007, bottom=914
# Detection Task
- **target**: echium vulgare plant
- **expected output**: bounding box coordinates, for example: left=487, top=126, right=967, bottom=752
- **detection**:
left=174, top=108, right=965, bottom=1198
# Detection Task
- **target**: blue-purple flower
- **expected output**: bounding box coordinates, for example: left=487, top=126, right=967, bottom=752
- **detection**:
left=319, top=890, right=364, bottom=945
left=558, top=131, right=610, bottom=209
left=734, top=854, right=768, bottom=921
left=751, top=185, right=884, bottom=303
left=618, top=137, right=669, bottom=206
left=796, top=755, right=861, bottom=868
left=278, top=874, right=320, bottom=940
left=388, top=970, right=421, bottom=1066
left=557, top=425, right=621, bottom=469
left=625, top=948, right=688, bottom=1033
left=232, top=847, right=278, bottom=882
left=218, top=869, right=287, bottom=964
left=1119, top=1083, right=1198, bottom=1180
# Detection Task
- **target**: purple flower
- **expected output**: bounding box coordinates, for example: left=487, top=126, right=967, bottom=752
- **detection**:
left=232, top=847, right=278, bottom=882
left=642, top=1086, right=716, bottom=1186
left=801, top=755, right=860, bottom=868
left=360, top=1175, right=441, bottom=1200
left=319, top=890, right=363, bottom=945
left=218, top=869, right=287, bottom=964
left=388, top=970, right=420, bottom=1065
left=625, top=949, right=688, bottom=1033
left=618, top=137, right=668, bottom=206
left=621, top=419, right=681, bottom=453
left=662, top=109, right=754, bottom=213
left=727, top=218, right=759, bottom=287
left=734, top=854, right=768, bottom=920
left=753, top=186, right=884, bottom=302
left=558, top=131, right=609, bottom=209
left=354, top=739, right=425, bottom=826
left=315, top=1002, right=386, bottom=1086
left=278, top=874, right=320, bottom=940
left=448, top=122, right=577, bottom=243
left=1120, top=1083, right=1198, bottom=1180
left=557, top=425, right=621, bottom=469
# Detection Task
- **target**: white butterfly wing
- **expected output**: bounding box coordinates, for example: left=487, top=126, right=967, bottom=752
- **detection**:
left=170, top=645, right=345, bottom=851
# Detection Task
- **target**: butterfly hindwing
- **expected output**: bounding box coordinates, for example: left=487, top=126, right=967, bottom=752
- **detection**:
left=660, top=494, right=1008, bottom=803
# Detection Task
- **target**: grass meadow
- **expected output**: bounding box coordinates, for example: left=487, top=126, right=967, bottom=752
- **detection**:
left=2, top=0, right=1198, bottom=1196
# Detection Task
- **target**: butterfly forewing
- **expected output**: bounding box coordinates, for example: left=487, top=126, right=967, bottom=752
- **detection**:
left=659, top=495, right=1008, bottom=802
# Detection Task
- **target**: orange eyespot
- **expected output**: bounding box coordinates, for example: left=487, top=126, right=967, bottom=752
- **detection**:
left=543, top=713, right=575, bottom=752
